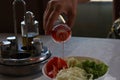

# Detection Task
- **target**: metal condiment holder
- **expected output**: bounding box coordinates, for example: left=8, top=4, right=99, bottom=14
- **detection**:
left=0, top=0, right=51, bottom=76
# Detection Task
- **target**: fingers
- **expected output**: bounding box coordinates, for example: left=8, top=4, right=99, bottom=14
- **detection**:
left=46, top=6, right=62, bottom=34
left=67, top=11, right=76, bottom=28
left=67, top=1, right=77, bottom=28
left=43, top=1, right=54, bottom=32
left=68, top=13, right=77, bottom=28
left=43, top=0, right=78, bottom=34
left=44, top=0, right=62, bottom=34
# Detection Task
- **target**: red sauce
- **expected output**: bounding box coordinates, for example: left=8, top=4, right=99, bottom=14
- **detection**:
left=51, top=24, right=71, bottom=43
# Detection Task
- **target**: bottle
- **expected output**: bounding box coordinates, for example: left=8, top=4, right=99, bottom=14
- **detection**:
left=21, top=11, right=39, bottom=47
left=51, top=15, right=72, bottom=43
left=0, top=41, right=11, bottom=58
left=32, top=38, right=43, bottom=56
left=6, top=36, right=17, bottom=51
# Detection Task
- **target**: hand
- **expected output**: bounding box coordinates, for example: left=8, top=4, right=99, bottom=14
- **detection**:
left=43, top=0, right=78, bottom=35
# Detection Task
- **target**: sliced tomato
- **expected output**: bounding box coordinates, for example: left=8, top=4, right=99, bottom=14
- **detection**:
left=46, top=65, right=58, bottom=78
left=45, top=57, right=58, bottom=73
left=45, top=57, right=58, bottom=78
left=57, top=57, right=68, bottom=70
left=44, top=56, right=68, bottom=78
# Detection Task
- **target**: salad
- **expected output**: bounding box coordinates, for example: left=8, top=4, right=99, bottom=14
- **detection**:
left=43, top=56, right=108, bottom=80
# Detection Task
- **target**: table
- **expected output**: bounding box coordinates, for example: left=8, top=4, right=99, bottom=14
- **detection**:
left=0, top=33, right=120, bottom=80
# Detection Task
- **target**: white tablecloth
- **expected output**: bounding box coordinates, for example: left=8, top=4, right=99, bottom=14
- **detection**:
left=0, top=34, right=120, bottom=80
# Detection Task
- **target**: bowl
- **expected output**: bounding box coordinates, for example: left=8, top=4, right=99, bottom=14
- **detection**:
left=42, top=56, right=109, bottom=80
left=42, top=64, right=108, bottom=80
left=95, top=69, right=109, bottom=80
left=42, top=64, right=54, bottom=80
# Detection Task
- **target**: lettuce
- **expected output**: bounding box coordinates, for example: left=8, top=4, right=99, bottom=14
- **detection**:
left=76, top=60, right=108, bottom=79
left=66, top=57, right=109, bottom=79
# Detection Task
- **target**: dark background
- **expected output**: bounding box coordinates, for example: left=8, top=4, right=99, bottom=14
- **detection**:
left=0, top=0, right=49, bottom=34
left=0, top=0, right=119, bottom=37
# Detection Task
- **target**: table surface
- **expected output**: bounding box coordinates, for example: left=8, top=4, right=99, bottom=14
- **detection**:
left=0, top=33, right=120, bottom=80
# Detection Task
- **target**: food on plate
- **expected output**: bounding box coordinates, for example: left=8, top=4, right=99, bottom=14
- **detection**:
left=43, top=56, right=109, bottom=80
left=56, top=67, right=93, bottom=80
left=44, top=57, right=68, bottom=78
left=66, top=56, right=108, bottom=79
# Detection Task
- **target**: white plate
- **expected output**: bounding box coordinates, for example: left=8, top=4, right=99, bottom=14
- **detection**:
left=42, top=64, right=54, bottom=80
left=42, top=56, right=109, bottom=80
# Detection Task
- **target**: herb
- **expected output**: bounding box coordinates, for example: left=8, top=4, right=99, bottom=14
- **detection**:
left=77, top=60, right=108, bottom=79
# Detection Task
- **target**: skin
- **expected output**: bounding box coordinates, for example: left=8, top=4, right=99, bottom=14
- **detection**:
left=43, top=0, right=90, bottom=34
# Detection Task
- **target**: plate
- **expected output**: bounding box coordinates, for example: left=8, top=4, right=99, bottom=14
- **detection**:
left=42, top=56, right=109, bottom=80
left=42, top=64, right=54, bottom=80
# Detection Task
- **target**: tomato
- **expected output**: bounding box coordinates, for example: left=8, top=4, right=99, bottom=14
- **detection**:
left=57, top=57, right=68, bottom=69
left=45, top=57, right=58, bottom=73
left=44, top=56, right=68, bottom=78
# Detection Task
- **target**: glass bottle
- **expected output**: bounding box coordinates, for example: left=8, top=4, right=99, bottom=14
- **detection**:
left=21, top=11, right=39, bottom=47
left=51, top=15, right=72, bottom=43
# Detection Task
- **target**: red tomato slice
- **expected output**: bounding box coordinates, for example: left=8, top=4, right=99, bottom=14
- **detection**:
left=44, top=56, right=68, bottom=78
left=45, top=57, right=58, bottom=73
left=47, top=65, right=58, bottom=78
left=57, top=57, right=68, bottom=70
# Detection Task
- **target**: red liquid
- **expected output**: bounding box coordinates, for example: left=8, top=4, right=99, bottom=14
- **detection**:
left=51, top=24, right=71, bottom=43
left=51, top=24, right=71, bottom=58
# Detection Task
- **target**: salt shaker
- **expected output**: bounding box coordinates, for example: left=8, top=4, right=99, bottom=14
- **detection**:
left=32, top=38, right=43, bottom=56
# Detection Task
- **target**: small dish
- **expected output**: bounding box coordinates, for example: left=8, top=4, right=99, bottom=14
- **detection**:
left=95, top=69, right=109, bottom=80
left=42, top=64, right=54, bottom=80
left=42, top=64, right=108, bottom=80
left=42, top=56, right=109, bottom=80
